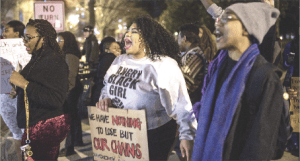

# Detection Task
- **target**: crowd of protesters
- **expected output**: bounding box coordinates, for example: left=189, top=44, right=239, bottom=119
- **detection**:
left=0, top=0, right=298, bottom=160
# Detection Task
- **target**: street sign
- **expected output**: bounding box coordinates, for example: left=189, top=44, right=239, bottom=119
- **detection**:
left=34, top=1, right=65, bottom=32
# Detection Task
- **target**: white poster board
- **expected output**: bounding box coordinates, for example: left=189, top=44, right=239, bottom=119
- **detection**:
left=290, top=77, right=299, bottom=132
left=88, top=106, right=149, bottom=161
left=0, top=39, right=31, bottom=94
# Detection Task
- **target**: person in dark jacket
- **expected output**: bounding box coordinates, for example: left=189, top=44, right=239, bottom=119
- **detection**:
left=81, top=25, right=99, bottom=69
left=192, top=2, right=284, bottom=160
left=92, top=37, right=121, bottom=105
left=9, top=19, right=70, bottom=160
left=57, top=31, right=85, bottom=156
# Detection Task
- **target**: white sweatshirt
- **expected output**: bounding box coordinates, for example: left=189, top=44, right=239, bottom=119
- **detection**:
left=99, top=54, right=197, bottom=140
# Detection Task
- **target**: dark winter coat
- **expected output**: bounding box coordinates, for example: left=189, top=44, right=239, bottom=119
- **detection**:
left=17, top=46, right=69, bottom=128
left=91, top=52, right=116, bottom=105
left=82, top=35, right=99, bottom=63
left=192, top=45, right=283, bottom=160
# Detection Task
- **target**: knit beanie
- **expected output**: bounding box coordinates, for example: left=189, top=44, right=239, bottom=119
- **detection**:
left=227, top=2, right=280, bottom=44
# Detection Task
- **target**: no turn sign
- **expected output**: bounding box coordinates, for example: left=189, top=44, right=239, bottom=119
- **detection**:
left=34, top=1, right=65, bottom=32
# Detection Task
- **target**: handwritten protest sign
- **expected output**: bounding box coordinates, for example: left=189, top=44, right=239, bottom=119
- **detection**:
left=0, top=38, right=31, bottom=94
left=88, top=106, right=149, bottom=161
left=290, top=77, right=299, bottom=132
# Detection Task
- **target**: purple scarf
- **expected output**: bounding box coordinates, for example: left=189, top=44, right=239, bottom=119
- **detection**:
left=192, top=44, right=259, bottom=161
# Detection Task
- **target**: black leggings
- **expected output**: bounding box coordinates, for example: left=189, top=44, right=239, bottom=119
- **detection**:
left=147, top=119, right=177, bottom=161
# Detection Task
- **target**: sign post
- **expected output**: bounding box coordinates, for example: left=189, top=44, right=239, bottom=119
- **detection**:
left=88, top=106, right=149, bottom=161
left=290, top=77, right=299, bottom=132
left=34, top=1, right=65, bottom=32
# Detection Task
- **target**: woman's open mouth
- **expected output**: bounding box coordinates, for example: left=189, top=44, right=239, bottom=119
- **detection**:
left=124, top=38, right=133, bottom=50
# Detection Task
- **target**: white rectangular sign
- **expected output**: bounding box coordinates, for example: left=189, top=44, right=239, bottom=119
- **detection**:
left=0, top=39, right=31, bottom=94
left=34, top=1, right=65, bottom=32
left=88, top=107, right=149, bottom=161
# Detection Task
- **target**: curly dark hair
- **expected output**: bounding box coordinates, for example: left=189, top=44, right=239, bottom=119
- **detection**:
left=26, top=19, right=63, bottom=58
left=133, top=15, right=181, bottom=66
left=57, top=31, right=81, bottom=59
left=7, top=20, right=25, bottom=38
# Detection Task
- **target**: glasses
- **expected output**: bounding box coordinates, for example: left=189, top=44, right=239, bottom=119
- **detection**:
left=57, top=39, right=64, bottom=43
left=215, top=14, right=240, bottom=26
left=22, top=35, right=40, bottom=43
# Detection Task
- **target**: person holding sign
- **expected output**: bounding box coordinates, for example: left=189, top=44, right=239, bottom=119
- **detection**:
left=96, top=15, right=197, bottom=161
left=1, top=20, right=25, bottom=161
left=9, top=19, right=70, bottom=160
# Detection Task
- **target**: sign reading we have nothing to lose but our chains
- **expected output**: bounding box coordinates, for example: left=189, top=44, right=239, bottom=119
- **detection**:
left=87, top=106, right=149, bottom=161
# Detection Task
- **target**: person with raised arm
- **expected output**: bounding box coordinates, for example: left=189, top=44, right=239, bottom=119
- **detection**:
left=192, top=2, right=285, bottom=160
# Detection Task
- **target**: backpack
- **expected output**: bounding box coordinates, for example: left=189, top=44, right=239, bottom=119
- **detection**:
left=181, top=47, right=208, bottom=93
left=247, top=63, right=293, bottom=160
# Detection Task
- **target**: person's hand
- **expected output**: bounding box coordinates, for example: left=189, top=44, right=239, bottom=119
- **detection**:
left=96, top=98, right=112, bottom=112
left=180, top=139, right=194, bottom=161
left=9, top=71, right=28, bottom=89
left=261, top=0, right=274, bottom=7
left=9, top=88, right=17, bottom=99
left=287, top=87, right=298, bottom=99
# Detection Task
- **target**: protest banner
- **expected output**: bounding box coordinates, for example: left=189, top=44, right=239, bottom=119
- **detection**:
left=88, top=106, right=149, bottom=161
left=0, top=38, right=31, bottom=94
left=290, top=77, right=299, bottom=132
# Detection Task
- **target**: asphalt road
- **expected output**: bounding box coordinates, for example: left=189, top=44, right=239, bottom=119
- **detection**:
left=59, top=118, right=300, bottom=161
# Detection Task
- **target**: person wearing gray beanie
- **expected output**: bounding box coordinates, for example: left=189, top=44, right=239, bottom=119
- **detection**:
left=192, top=2, right=287, bottom=161
left=227, top=2, right=280, bottom=44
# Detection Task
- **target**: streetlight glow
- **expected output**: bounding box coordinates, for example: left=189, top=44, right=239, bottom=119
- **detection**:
left=69, top=14, right=79, bottom=25
left=118, top=24, right=122, bottom=31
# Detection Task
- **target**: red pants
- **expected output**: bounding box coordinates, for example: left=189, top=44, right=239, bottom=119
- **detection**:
left=21, top=114, right=71, bottom=160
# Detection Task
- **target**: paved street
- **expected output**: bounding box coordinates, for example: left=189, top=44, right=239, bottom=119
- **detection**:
left=57, top=119, right=300, bottom=161
left=1, top=118, right=299, bottom=161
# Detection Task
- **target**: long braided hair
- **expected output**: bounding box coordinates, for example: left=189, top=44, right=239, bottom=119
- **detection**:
left=26, top=19, right=63, bottom=58
left=25, top=19, right=63, bottom=78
